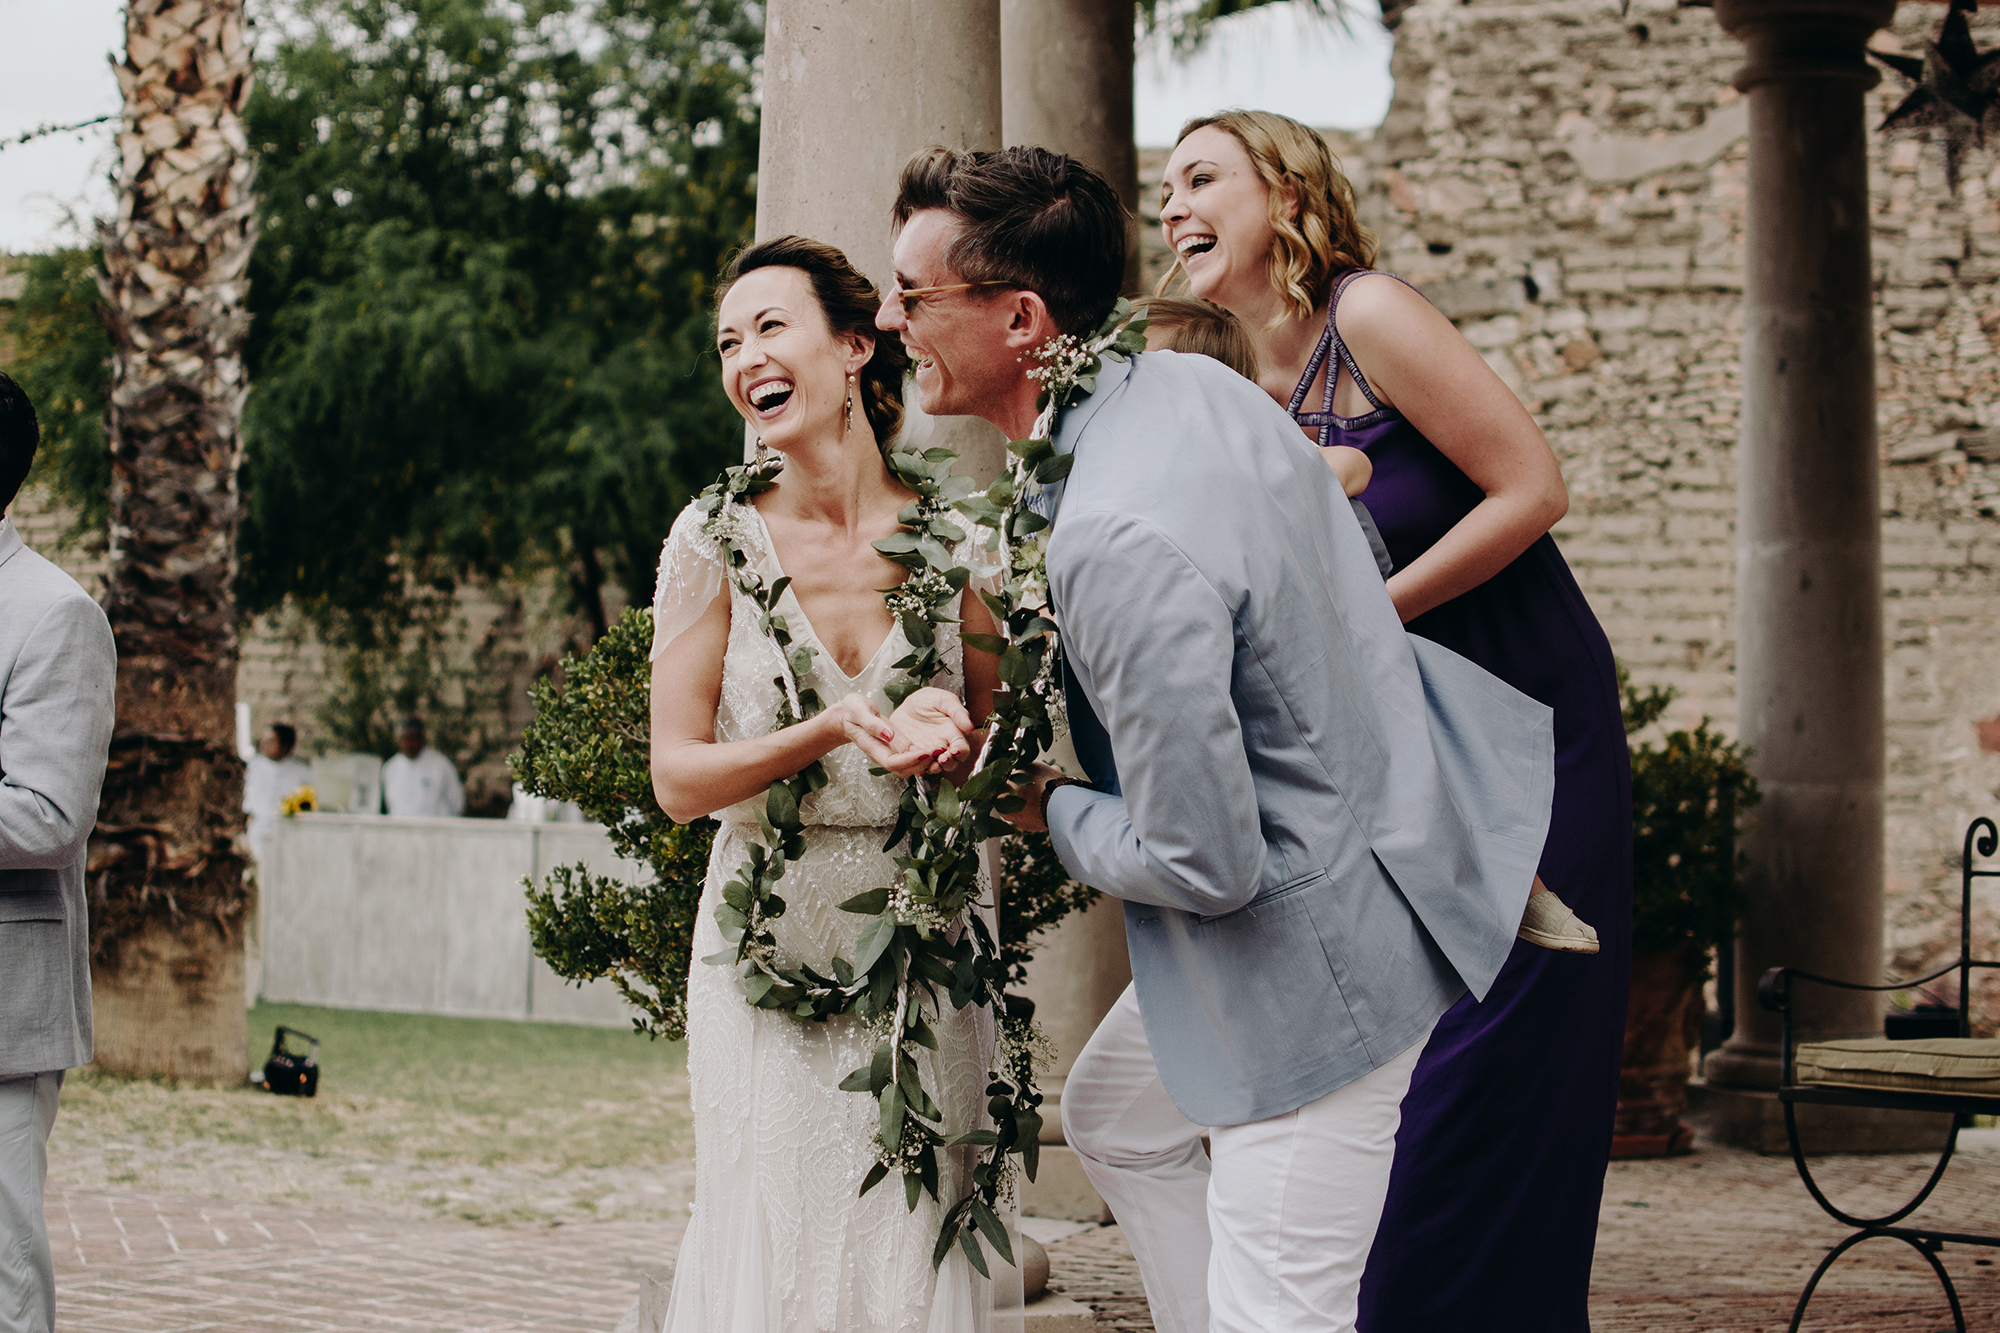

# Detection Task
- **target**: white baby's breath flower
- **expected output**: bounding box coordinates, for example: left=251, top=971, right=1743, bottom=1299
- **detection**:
left=701, top=506, right=748, bottom=546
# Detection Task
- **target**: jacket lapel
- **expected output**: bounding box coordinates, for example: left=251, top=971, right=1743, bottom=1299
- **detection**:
left=1039, top=356, right=1134, bottom=796
left=1034, top=353, right=1133, bottom=526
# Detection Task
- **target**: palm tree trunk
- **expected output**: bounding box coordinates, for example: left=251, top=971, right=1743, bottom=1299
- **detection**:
left=88, top=0, right=257, bottom=1082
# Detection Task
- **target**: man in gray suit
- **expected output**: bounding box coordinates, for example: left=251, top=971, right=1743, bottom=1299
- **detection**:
left=0, top=373, right=117, bottom=1333
left=879, top=150, right=1554, bottom=1333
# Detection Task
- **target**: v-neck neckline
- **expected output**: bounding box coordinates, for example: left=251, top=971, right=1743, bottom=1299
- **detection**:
left=743, top=502, right=902, bottom=684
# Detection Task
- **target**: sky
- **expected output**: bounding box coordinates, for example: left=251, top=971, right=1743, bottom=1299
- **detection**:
left=0, top=0, right=1394, bottom=255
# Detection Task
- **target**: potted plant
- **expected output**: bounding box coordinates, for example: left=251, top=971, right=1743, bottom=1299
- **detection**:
left=1614, top=672, right=1759, bottom=1157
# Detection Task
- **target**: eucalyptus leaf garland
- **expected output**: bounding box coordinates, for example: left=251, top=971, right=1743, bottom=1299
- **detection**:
left=695, top=299, right=1148, bottom=1275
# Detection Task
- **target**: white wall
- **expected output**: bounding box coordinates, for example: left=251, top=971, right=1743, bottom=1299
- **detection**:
left=261, top=814, right=650, bottom=1027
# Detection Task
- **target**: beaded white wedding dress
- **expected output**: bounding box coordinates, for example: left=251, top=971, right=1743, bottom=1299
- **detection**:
left=650, top=502, right=1016, bottom=1333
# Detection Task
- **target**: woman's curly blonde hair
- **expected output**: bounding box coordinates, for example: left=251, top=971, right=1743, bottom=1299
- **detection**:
left=1160, top=109, right=1376, bottom=326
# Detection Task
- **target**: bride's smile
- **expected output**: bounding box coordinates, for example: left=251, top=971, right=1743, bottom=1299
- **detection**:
left=716, top=265, right=870, bottom=452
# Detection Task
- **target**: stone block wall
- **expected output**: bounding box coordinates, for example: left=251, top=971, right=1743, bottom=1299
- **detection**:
left=1364, top=0, right=2000, bottom=994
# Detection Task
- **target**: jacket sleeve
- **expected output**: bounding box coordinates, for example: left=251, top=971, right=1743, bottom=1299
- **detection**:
left=1043, top=512, right=1266, bottom=916
left=0, top=594, right=117, bottom=874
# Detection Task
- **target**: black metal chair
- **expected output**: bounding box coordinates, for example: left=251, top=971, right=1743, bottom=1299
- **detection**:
left=1758, top=816, right=2000, bottom=1333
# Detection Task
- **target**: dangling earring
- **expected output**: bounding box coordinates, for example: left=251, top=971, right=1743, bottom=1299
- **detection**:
left=754, top=434, right=769, bottom=466
left=844, top=372, right=857, bottom=438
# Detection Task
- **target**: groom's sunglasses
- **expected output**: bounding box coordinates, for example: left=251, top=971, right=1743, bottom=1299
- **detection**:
left=884, top=279, right=1010, bottom=318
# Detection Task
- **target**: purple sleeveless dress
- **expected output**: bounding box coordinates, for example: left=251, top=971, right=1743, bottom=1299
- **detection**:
left=1295, top=271, right=1632, bottom=1332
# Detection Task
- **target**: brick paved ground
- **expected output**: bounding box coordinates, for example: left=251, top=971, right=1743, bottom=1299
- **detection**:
left=1043, top=1138, right=2000, bottom=1333
left=50, top=1137, right=2000, bottom=1331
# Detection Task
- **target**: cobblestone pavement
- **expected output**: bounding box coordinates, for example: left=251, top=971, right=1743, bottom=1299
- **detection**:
left=50, top=1185, right=679, bottom=1332
left=50, top=1137, right=2000, bottom=1330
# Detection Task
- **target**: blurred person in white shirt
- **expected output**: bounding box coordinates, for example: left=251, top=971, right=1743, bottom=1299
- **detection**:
left=382, top=716, right=465, bottom=818
left=240, top=723, right=314, bottom=865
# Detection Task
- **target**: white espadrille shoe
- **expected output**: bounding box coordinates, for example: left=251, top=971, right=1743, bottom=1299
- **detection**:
left=1518, top=889, right=1601, bottom=954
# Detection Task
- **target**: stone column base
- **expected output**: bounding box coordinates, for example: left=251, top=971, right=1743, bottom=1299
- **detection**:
left=1022, top=1144, right=1113, bottom=1224
left=1685, top=1079, right=1957, bottom=1155
left=1022, top=1291, right=1098, bottom=1331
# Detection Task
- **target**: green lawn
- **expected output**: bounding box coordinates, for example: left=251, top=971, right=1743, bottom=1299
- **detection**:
left=50, top=1004, right=694, bottom=1226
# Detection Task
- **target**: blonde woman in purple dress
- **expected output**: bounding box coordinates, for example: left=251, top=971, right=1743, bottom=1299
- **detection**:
left=1156, top=110, right=1632, bottom=1333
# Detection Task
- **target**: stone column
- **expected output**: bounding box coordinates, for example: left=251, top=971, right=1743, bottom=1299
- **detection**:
left=1701, top=0, right=1894, bottom=1117
left=998, top=0, right=1139, bottom=1221
left=1001, top=0, right=1142, bottom=294
left=757, top=0, right=1006, bottom=479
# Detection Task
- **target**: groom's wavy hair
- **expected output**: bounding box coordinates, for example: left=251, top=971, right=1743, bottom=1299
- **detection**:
left=716, top=236, right=910, bottom=448
left=892, top=146, right=1127, bottom=338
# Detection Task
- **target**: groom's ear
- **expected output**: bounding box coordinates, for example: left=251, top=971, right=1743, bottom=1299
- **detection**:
left=1001, top=289, right=1057, bottom=353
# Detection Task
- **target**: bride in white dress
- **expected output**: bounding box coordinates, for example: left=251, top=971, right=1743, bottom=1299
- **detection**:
left=647, top=236, right=1012, bottom=1333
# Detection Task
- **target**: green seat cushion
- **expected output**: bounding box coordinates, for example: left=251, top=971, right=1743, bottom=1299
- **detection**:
left=1795, top=1036, right=2000, bottom=1097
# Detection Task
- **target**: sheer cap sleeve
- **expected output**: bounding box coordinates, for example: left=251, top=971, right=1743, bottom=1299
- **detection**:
left=651, top=504, right=728, bottom=659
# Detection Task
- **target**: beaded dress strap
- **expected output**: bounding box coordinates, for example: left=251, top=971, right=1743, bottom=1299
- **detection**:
left=1287, top=269, right=1404, bottom=445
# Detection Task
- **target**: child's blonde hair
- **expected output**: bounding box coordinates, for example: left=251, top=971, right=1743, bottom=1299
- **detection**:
left=1137, top=296, right=1260, bottom=383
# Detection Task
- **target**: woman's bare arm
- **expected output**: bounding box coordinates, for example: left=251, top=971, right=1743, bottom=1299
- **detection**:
left=1335, top=274, right=1568, bottom=623
left=649, top=586, right=880, bottom=822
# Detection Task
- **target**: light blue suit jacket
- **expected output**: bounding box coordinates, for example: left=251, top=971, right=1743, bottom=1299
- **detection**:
left=1041, top=351, right=1555, bottom=1127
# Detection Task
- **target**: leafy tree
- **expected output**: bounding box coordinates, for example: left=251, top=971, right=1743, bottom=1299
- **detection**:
left=236, top=0, right=760, bottom=640
left=3, top=248, right=112, bottom=544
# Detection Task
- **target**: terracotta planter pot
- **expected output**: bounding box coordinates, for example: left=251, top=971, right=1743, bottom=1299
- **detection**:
left=1612, top=944, right=1702, bottom=1158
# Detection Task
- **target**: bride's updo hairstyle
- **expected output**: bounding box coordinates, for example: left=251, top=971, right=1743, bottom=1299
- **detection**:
left=1164, top=110, right=1377, bottom=323
left=716, top=236, right=910, bottom=448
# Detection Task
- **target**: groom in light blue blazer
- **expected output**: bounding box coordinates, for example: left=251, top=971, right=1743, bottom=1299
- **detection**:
left=880, top=148, right=1554, bottom=1333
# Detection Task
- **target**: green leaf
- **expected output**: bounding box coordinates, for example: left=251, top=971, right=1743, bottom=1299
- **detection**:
left=960, top=632, right=1008, bottom=656
left=958, top=764, right=1008, bottom=802
left=934, top=781, right=962, bottom=825
left=1034, top=452, right=1075, bottom=484
left=919, top=1142, right=939, bottom=1201
left=860, top=1162, right=890, bottom=1197
left=853, top=914, right=898, bottom=976
left=998, top=646, right=1036, bottom=687
left=971, top=1199, right=1015, bottom=1267
left=958, top=1225, right=991, bottom=1278
left=905, top=1169, right=923, bottom=1211
left=880, top=1084, right=906, bottom=1151
left=840, top=887, right=891, bottom=915
left=838, top=1063, right=876, bottom=1093
left=744, top=973, right=775, bottom=1006
left=765, top=782, right=799, bottom=829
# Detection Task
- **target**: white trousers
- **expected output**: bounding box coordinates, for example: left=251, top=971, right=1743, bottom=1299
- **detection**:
left=1062, top=986, right=1431, bottom=1333
left=0, top=1071, right=61, bottom=1333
